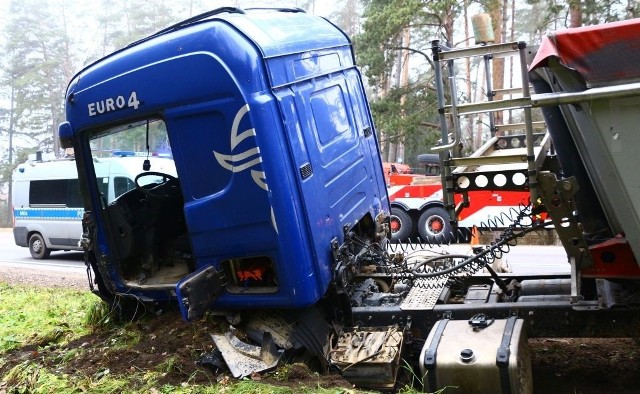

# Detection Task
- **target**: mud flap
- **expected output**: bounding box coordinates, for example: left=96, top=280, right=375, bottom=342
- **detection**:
left=176, top=265, right=224, bottom=321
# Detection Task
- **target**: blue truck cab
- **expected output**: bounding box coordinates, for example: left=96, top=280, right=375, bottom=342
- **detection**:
left=59, top=8, right=389, bottom=320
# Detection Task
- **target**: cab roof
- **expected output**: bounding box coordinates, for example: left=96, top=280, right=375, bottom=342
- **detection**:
left=68, top=7, right=351, bottom=92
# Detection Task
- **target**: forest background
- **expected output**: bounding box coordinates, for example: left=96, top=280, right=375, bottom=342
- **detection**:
left=0, top=0, right=637, bottom=226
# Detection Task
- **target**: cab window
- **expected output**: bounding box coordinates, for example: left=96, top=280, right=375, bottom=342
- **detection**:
left=114, top=177, right=135, bottom=199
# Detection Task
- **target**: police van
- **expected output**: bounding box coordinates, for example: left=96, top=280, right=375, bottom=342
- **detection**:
left=12, top=152, right=176, bottom=259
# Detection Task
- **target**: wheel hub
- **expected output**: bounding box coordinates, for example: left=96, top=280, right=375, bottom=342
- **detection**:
left=429, top=217, right=443, bottom=233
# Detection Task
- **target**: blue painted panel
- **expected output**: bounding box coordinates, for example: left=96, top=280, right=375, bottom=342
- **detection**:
left=228, top=11, right=350, bottom=58
left=166, top=94, right=324, bottom=308
left=62, top=9, right=386, bottom=312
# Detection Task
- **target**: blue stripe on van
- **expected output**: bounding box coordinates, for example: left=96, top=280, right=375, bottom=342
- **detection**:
left=13, top=208, right=83, bottom=220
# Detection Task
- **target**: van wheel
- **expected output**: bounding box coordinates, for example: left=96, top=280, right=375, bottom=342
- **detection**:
left=29, top=233, right=51, bottom=259
left=417, top=207, right=452, bottom=244
left=390, top=207, right=413, bottom=242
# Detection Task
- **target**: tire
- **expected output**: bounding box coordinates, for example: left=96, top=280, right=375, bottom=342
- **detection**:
left=29, top=233, right=51, bottom=259
left=389, top=207, right=413, bottom=242
left=417, top=206, right=453, bottom=243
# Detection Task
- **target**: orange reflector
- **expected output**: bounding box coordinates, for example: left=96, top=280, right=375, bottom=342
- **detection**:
left=236, top=268, right=265, bottom=282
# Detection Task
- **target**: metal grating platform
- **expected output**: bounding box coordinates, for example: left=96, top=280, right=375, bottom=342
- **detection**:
left=400, top=278, right=447, bottom=310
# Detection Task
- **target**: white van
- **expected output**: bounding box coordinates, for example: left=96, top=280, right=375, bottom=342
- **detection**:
left=12, top=153, right=177, bottom=259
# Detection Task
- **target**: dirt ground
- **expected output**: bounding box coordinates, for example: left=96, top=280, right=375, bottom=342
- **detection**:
left=2, top=258, right=640, bottom=393
left=2, top=305, right=640, bottom=393
left=529, top=337, right=640, bottom=394
left=0, top=309, right=354, bottom=392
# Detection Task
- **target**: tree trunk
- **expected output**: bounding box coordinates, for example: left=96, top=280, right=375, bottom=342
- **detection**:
left=387, top=51, right=404, bottom=162
left=488, top=0, right=504, bottom=130
left=508, top=0, right=515, bottom=125
left=475, top=65, right=485, bottom=149
left=397, top=26, right=411, bottom=164
left=464, top=0, right=476, bottom=149
left=569, top=0, right=582, bottom=27
left=378, top=56, right=391, bottom=161
left=443, top=3, right=454, bottom=45
left=628, top=0, right=639, bottom=18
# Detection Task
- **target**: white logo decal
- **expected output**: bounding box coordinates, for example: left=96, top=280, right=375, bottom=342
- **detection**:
left=213, top=105, right=277, bottom=233
left=88, top=91, right=140, bottom=117
left=213, top=105, right=268, bottom=191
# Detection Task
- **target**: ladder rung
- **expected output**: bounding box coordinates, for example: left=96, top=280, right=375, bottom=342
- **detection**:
left=449, top=154, right=528, bottom=167
left=494, top=86, right=527, bottom=96
left=494, top=121, right=546, bottom=132
left=436, top=42, right=522, bottom=61
left=444, top=96, right=531, bottom=116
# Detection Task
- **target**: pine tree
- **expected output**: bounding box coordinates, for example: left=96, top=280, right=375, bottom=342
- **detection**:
left=0, top=0, right=76, bottom=224
left=355, top=0, right=459, bottom=165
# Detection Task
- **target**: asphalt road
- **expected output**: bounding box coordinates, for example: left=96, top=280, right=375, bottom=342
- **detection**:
left=0, top=227, right=84, bottom=264
left=408, top=242, right=571, bottom=274
left=0, top=227, right=570, bottom=288
left=0, top=227, right=88, bottom=289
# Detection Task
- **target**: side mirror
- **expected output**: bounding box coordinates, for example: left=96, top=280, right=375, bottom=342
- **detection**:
left=58, top=122, right=74, bottom=149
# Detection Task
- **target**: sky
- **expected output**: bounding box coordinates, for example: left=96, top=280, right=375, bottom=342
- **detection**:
left=0, top=0, right=335, bottom=38
left=0, top=0, right=338, bottom=158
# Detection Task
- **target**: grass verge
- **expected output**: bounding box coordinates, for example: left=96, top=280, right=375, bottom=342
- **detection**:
left=0, top=282, right=95, bottom=353
left=0, top=283, right=381, bottom=394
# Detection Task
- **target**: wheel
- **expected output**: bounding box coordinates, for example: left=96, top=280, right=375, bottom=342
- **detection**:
left=29, top=233, right=51, bottom=259
left=134, top=171, right=179, bottom=199
left=417, top=206, right=453, bottom=243
left=389, top=207, right=413, bottom=242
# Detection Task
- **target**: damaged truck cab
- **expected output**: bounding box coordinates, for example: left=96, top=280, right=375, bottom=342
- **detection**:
left=59, top=8, right=388, bottom=320
left=61, top=7, right=640, bottom=392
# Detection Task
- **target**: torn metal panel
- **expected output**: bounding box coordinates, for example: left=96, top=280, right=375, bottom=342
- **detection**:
left=243, top=311, right=301, bottom=350
left=211, top=329, right=283, bottom=378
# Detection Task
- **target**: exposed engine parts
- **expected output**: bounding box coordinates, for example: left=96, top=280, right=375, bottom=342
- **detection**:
left=333, top=203, right=546, bottom=307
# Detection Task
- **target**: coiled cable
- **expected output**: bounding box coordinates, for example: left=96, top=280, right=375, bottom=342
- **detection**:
left=389, top=203, right=552, bottom=288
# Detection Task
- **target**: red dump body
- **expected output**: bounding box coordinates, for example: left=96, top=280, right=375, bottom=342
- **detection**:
left=530, top=18, right=640, bottom=87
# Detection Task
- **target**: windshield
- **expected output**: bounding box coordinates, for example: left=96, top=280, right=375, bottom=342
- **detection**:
left=89, top=118, right=177, bottom=200
left=90, top=118, right=172, bottom=159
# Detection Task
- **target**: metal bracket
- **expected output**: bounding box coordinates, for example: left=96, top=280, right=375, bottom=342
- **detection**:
left=570, top=256, right=584, bottom=304
left=537, top=172, right=593, bottom=268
